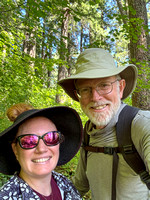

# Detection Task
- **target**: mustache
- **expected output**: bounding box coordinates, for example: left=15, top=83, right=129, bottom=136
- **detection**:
left=86, top=101, right=112, bottom=108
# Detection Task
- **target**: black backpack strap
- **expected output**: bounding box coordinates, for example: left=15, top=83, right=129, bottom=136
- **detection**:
left=82, top=120, right=90, bottom=167
left=83, top=120, right=119, bottom=200
left=116, top=105, right=150, bottom=189
left=83, top=120, right=90, bottom=147
left=82, top=120, right=121, bottom=155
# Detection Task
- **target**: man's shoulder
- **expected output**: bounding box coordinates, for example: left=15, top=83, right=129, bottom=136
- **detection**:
left=131, top=109, right=150, bottom=140
left=119, top=104, right=150, bottom=123
left=134, top=109, right=150, bottom=124
left=137, top=109, right=150, bottom=117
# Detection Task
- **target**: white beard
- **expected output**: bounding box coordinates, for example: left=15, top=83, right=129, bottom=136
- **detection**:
left=81, top=91, right=121, bottom=128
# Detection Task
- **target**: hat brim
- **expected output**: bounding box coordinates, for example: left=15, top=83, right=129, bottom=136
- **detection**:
left=58, top=64, right=138, bottom=101
left=0, top=106, right=83, bottom=175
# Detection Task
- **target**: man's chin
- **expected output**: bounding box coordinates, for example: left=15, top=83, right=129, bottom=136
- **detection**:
left=90, top=117, right=109, bottom=128
left=86, top=108, right=116, bottom=127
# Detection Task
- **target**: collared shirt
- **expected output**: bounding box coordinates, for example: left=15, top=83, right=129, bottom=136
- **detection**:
left=73, top=103, right=150, bottom=200
left=0, top=171, right=82, bottom=200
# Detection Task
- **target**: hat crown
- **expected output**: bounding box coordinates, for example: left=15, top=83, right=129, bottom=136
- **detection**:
left=58, top=48, right=138, bottom=102
left=75, top=48, right=117, bottom=74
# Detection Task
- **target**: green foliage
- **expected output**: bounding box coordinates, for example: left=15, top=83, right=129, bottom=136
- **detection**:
left=0, top=0, right=149, bottom=198
left=56, top=152, right=80, bottom=178
left=0, top=173, right=12, bottom=188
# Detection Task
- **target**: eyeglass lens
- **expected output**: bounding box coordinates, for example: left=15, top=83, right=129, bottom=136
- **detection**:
left=76, top=80, right=119, bottom=98
left=18, top=131, right=61, bottom=149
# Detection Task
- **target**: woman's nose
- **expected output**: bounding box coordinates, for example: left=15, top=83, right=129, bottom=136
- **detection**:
left=35, top=139, right=48, bottom=153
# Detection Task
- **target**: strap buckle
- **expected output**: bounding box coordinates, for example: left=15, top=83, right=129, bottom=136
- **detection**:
left=140, top=171, right=150, bottom=184
left=104, top=147, right=115, bottom=155
left=123, top=145, right=135, bottom=154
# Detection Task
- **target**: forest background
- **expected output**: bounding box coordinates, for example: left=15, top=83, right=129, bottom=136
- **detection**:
left=0, top=0, right=150, bottom=199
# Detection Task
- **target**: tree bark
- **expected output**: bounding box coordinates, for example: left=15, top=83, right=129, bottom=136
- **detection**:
left=56, top=7, right=70, bottom=103
left=127, top=0, right=150, bottom=109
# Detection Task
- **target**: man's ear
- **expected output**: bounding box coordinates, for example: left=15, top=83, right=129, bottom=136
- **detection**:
left=119, top=79, right=126, bottom=99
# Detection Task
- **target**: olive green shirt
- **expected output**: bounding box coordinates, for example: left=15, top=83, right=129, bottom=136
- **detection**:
left=73, top=103, right=150, bottom=200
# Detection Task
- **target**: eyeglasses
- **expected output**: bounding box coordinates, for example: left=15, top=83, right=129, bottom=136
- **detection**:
left=75, top=79, right=121, bottom=99
left=15, top=131, right=64, bottom=149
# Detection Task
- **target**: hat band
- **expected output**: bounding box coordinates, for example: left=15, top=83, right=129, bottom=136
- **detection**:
left=75, top=62, right=117, bottom=74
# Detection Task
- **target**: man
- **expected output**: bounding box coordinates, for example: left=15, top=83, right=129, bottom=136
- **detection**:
left=58, top=48, right=150, bottom=200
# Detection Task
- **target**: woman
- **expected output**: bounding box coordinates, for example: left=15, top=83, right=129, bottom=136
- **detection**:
left=0, top=103, right=83, bottom=200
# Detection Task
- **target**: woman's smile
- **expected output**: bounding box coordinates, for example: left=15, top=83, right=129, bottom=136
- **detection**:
left=32, top=156, right=51, bottom=163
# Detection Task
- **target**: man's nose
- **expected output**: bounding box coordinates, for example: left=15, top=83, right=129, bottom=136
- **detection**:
left=91, top=88, right=103, bottom=101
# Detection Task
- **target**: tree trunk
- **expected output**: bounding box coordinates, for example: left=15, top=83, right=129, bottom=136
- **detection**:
left=80, top=22, right=83, bottom=52
left=47, top=48, right=52, bottom=88
left=67, top=32, right=71, bottom=77
left=56, top=8, right=70, bottom=103
left=127, top=0, right=150, bottom=109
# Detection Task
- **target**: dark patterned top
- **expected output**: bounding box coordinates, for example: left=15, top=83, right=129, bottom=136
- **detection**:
left=0, top=171, right=82, bottom=200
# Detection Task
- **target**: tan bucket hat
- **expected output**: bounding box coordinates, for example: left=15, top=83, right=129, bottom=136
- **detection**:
left=58, top=48, right=138, bottom=101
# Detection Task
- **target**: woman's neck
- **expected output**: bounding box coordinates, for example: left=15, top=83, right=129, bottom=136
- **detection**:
left=19, top=171, right=52, bottom=196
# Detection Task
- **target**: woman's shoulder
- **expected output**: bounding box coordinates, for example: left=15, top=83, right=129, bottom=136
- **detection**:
left=0, top=175, right=17, bottom=188
left=52, top=171, right=82, bottom=199
left=0, top=173, right=40, bottom=199
left=0, top=175, right=19, bottom=197
left=52, top=170, right=71, bottom=184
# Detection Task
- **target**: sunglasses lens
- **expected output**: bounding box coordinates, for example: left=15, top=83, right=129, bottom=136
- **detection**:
left=43, top=132, right=60, bottom=145
left=17, top=131, right=62, bottom=149
left=20, top=135, right=38, bottom=149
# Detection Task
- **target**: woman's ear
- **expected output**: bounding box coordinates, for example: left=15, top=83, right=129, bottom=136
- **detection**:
left=119, top=79, right=126, bottom=99
left=11, top=143, right=18, bottom=160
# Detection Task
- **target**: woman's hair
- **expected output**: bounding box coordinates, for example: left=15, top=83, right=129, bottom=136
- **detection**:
left=6, top=103, right=34, bottom=142
left=7, top=103, right=33, bottom=122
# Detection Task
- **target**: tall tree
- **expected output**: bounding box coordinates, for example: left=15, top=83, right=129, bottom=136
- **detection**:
left=116, top=0, right=150, bottom=109
left=56, top=7, right=70, bottom=103
left=128, top=0, right=150, bottom=109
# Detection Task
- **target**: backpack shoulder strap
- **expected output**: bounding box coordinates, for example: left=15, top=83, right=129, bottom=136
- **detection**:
left=83, top=120, right=90, bottom=147
left=82, top=120, right=90, bottom=169
left=116, top=105, right=150, bottom=189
